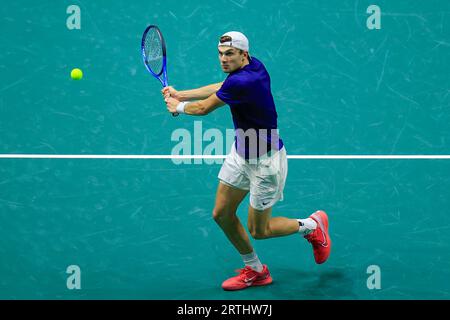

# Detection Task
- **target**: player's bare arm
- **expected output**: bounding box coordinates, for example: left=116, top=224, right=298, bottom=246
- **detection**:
left=161, top=82, right=223, bottom=101
left=164, top=93, right=225, bottom=115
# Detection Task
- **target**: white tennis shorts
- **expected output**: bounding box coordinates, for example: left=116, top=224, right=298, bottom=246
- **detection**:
left=218, top=144, right=288, bottom=211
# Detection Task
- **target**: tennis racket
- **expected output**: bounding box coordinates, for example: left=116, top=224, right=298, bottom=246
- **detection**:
left=141, top=25, right=178, bottom=117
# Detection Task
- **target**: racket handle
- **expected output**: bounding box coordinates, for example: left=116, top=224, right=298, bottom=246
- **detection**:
left=163, top=88, right=179, bottom=117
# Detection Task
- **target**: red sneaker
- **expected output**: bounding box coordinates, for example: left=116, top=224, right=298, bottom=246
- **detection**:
left=221, top=265, right=273, bottom=291
left=304, top=210, right=331, bottom=264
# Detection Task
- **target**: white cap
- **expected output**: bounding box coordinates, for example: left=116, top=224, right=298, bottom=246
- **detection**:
left=218, top=31, right=249, bottom=52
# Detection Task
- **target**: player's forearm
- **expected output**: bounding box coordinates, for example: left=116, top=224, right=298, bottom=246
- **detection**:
left=178, top=82, right=223, bottom=101
left=183, top=101, right=209, bottom=116
left=173, top=93, right=224, bottom=115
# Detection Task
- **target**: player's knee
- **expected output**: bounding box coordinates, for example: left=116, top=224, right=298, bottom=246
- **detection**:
left=212, top=207, right=235, bottom=223
left=249, top=228, right=269, bottom=240
left=212, top=208, right=223, bottom=221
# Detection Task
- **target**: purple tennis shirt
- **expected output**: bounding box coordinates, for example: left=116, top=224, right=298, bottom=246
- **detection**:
left=216, top=57, right=284, bottom=159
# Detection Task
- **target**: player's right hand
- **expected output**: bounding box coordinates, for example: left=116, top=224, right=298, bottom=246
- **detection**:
left=162, top=86, right=180, bottom=100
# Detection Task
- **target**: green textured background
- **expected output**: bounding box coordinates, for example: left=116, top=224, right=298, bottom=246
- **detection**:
left=0, top=0, right=449, bottom=299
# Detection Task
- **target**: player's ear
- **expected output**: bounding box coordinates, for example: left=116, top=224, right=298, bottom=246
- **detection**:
left=241, top=50, right=247, bottom=61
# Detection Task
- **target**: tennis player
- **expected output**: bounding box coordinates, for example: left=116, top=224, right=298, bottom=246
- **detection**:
left=163, top=31, right=331, bottom=291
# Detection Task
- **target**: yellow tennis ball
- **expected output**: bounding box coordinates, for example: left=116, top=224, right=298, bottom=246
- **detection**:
left=71, top=68, right=83, bottom=80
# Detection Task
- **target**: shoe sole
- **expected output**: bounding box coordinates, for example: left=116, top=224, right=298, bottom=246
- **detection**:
left=222, top=276, right=273, bottom=291
left=252, top=276, right=273, bottom=286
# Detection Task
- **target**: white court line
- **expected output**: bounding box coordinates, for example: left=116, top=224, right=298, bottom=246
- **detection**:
left=1, top=154, right=450, bottom=159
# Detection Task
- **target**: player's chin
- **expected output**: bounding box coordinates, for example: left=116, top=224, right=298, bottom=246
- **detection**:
left=221, top=65, right=231, bottom=73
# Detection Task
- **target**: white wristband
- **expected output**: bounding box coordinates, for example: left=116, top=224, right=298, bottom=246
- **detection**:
left=176, top=101, right=188, bottom=114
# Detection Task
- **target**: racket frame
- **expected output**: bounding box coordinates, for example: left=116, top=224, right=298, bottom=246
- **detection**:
left=141, top=25, right=178, bottom=116
left=141, top=25, right=168, bottom=86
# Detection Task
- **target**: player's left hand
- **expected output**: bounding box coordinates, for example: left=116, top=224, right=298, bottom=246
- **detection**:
left=165, top=96, right=180, bottom=113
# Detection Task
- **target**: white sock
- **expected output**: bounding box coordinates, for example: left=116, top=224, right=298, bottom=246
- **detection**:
left=241, top=251, right=263, bottom=272
left=297, top=218, right=317, bottom=235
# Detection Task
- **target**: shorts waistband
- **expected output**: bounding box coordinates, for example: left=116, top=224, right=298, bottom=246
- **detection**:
left=241, top=147, right=285, bottom=163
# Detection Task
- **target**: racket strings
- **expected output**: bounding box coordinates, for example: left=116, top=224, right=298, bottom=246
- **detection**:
left=144, top=29, right=163, bottom=74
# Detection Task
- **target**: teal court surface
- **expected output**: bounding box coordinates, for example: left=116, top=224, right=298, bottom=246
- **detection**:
left=1, top=1, right=449, bottom=299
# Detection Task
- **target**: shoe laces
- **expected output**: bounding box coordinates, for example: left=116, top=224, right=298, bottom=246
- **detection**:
left=234, top=266, right=258, bottom=279
left=305, top=228, right=322, bottom=245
